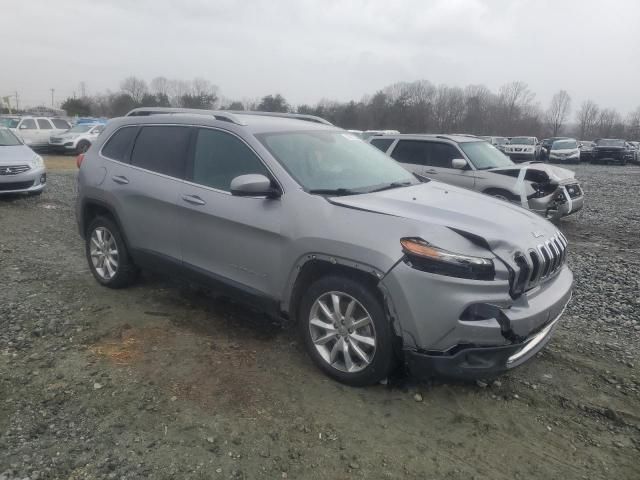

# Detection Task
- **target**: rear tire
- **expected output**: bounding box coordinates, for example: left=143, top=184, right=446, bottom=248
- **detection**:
left=298, top=275, right=394, bottom=386
left=85, top=216, right=138, bottom=288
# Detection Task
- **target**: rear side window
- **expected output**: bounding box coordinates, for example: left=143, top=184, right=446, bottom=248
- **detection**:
left=20, top=119, right=37, bottom=129
left=370, top=138, right=395, bottom=153
left=130, top=126, right=191, bottom=178
left=191, top=128, right=269, bottom=191
left=391, top=140, right=430, bottom=166
left=51, top=119, right=70, bottom=129
left=101, top=126, right=139, bottom=162
left=37, top=119, right=53, bottom=129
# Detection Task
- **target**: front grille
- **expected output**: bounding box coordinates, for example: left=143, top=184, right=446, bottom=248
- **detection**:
left=0, top=164, right=30, bottom=175
left=0, top=180, right=34, bottom=191
left=515, top=233, right=568, bottom=292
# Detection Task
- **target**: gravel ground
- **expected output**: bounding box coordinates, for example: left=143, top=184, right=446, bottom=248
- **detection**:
left=1, top=162, right=639, bottom=479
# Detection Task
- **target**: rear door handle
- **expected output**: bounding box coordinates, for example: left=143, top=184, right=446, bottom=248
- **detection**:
left=182, top=194, right=206, bottom=206
left=112, top=175, right=129, bottom=185
left=425, top=169, right=438, bottom=174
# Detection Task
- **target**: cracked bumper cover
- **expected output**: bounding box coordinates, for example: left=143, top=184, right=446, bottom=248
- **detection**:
left=381, top=261, right=573, bottom=379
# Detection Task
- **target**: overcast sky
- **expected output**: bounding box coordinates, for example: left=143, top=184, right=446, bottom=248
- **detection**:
left=2, top=0, right=639, bottom=116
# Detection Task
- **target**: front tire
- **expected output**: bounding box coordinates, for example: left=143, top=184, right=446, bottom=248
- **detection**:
left=76, top=141, right=91, bottom=154
left=298, top=275, right=394, bottom=386
left=85, top=216, right=138, bottom=288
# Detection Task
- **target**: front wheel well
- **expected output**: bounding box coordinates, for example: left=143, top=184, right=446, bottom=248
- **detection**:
left=287, top=260, right=383, bottom=322
left=483, top=188, right=519, bottom=201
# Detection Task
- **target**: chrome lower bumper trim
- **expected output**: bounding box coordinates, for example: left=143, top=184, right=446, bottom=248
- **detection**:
left=506, top=296, right=569, bottom=365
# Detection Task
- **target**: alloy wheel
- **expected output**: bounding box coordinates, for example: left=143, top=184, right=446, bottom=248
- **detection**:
left=90, top=227, right=119, bottom=280
left=308, top=291, right=376, bottom=373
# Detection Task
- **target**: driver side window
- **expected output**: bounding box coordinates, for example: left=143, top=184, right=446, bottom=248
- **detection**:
left=20, top=119, right=37, bottom=130
left=191, top=128, right=270, bottom=192
left=426, top=143, right=461, bottom=169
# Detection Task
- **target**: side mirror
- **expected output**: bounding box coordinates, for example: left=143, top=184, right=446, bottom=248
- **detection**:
left=230, top=174, right=280, bottom=198
left=19, top=124, right=28, bottom=129
left=451, top=158, right=467, bottom=170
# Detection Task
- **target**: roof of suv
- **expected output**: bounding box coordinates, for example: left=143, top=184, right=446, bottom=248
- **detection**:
left=125, top=107, right=333, bottom=127
left=370, top=133, right=483, bottom=144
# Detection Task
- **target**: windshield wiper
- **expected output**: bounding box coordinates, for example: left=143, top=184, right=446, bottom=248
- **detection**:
left=367, top=181, right=413, bottom=193
left=307, top=188, right=361, bottom=196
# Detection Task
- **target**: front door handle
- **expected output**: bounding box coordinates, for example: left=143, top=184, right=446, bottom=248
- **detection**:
left=182, top=194, right=206, bottom=206
left=112, top=175, right=129, bottom=185
left=425, top=169, right=438, bottom=174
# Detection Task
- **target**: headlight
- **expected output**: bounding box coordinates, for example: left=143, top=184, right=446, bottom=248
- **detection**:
left=400, top=238, right=495, bottom=280
left=31, top=155, right=44, bottom=168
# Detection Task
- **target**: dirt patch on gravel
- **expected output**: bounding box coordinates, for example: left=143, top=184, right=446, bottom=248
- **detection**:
left=1, top=165, right=639, bottom=479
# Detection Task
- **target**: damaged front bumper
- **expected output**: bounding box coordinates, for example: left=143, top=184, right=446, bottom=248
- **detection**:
left=528, top=183, right=584, bottom=220
left=405, top=298, right=567, bottom=379
left=381, top=259, right=573, bottom=380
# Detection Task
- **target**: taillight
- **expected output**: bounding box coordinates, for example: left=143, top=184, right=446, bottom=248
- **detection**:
left=76, top=153, right=85, bottom=169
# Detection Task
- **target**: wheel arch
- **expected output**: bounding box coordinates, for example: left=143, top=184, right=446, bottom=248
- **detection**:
left=80, top=198, right=130, bottom=247
left=284, top=255, right=385, bottom=322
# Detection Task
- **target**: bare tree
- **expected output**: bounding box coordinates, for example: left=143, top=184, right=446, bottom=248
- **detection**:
left=576, top=100, right=599, bottom=140
left=545, top=90, right=571, bottom=136
left=595, top=108, right=620, bottom=138
left=168, top=80, right=190, bottom=106
left=150, top=77, right=169, bottom=96
left=497, top=81, right=535, bottom=133
left=625, top=106, right=640, bottom=140
left=120, top=76, right=148, bottom=103
left=190, top=78, right=219, bottom=107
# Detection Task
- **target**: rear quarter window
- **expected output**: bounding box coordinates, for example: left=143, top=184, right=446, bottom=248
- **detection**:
left=101, top=126, right=139, bottom=162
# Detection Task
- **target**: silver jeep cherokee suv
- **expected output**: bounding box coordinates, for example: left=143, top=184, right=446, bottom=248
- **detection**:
left=76, top=108, right=573, bottom=386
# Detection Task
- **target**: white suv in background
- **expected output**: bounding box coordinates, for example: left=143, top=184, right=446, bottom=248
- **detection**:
left=4, top=116, right=71, bottom=149
left=49, top=123, right=105, bottom=154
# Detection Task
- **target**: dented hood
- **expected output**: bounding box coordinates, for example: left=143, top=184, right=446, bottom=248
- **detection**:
left=329, top=181, right=558, bottom=255
left=489, top=162, right=575, bottom=183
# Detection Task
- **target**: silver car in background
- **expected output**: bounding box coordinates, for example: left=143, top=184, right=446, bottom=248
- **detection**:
left=369, top=134, right=584, bottom=220
left=0, top=127, right=46, bottom=195
left=49, top=123, right=106, bottom=154
left=76, top=109, right=573, bottom=386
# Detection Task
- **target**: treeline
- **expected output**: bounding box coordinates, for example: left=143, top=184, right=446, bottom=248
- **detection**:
left=59, top=77, right=640, bottom=140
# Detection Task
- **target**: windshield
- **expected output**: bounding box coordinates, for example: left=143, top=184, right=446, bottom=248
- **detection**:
left=552, top=139, right=578, bottom=150
left=0, top=118, right=20, bottom=128
left=494, top=137, right=509, bottom=145
left=257, top=131, right=417, bottom=193
left=0, top=128, right=22, bottom=146
left=510, top=137, right=535, bottom=145
left=67, top=125, right=93, bottom=133
left=597, top=139, right=625, bottom=147
left=459, top=141, right=514, bottom=169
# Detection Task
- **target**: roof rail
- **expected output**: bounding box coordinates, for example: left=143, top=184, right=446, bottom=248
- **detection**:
left=125, top=107, right=247, bottom=126
left=227, top=111, right=333, bottom=126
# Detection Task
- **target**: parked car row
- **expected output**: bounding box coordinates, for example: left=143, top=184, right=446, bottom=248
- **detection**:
left=0, top=115, right=106, bottom=154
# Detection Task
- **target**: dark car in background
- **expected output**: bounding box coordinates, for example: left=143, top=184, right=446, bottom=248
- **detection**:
left=578, top=141, right=595, bottom=162
left=627, top=141, right=639, bottom=164
left=591, top=139, right=635, bottom=165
